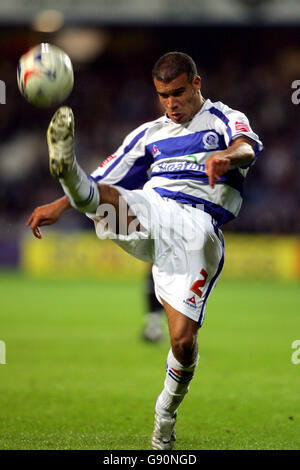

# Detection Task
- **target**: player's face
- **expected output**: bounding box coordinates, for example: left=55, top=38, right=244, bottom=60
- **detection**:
left=154, top=73, right=202, bottom=124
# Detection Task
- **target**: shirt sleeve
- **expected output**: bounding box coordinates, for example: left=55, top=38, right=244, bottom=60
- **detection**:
left=89, top=123, right=154, bottom=190
left=223, top=108, right=264, bottom=167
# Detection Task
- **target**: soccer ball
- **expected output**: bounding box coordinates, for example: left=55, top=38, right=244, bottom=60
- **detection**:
left=17, top=43, right=74, bottom=107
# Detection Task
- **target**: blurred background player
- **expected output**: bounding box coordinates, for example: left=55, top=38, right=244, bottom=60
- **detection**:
left=143, top=265, right=164, bottom=342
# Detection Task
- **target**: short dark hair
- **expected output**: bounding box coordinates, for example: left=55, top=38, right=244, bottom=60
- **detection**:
left=152, top=52, right=198, bottom=84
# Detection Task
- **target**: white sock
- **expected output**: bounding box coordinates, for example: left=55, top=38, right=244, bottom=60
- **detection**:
left=156, top=348, right=199, bottom=419
left=60, top=157, right=100, bottom=213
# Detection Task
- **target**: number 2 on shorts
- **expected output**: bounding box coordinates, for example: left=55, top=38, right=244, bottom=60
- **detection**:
left=190, top=269, right=208, bottom=298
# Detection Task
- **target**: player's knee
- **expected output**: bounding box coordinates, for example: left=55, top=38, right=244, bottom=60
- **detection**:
left=98, top=183, right=120, bottom=207
left=171, top=332, right=197, bottom=366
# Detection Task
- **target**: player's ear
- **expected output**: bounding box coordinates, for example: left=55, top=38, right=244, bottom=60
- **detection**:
left=193, top=75, right=201, bottom=93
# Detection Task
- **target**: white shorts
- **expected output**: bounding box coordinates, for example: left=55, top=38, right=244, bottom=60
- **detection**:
left=91, top=185, right=224, bottom=326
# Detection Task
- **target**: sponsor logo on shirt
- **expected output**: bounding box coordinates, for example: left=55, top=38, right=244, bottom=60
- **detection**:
left=99, top=155, right=118, bottom=168
left=235, top=121, right=250, bottom=132
left=202, top=131, right=219, bottom=150
left=153, top=161, right=206, bottom=173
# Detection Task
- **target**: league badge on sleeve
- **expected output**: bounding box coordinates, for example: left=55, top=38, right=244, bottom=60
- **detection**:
left=235, top=121, right=250, bottom=132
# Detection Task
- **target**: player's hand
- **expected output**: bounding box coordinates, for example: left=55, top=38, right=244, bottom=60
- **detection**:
left=205, top=154, right=230, bottom=189
left=26, top=198, right=70, bottom=239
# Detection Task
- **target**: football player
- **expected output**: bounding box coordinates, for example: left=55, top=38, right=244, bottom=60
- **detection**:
left=27, top=52, right=263, bottom=450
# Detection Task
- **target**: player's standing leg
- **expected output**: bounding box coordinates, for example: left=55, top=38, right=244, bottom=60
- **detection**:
left=151, top=300, right=199, bottom=450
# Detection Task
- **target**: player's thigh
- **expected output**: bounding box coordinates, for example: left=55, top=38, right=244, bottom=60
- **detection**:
left=97, top=183, right=138, bottom=234
left=92, top=186, right=156, bottom=263
left=152, top=211, right=224, bottom=326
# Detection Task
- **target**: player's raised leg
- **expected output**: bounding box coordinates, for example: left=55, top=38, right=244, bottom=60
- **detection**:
left=28, top=106, right=140, bottom=238
left=47, top=106, right=100, bottom=213
left=151, top=300, right=199, bottom=450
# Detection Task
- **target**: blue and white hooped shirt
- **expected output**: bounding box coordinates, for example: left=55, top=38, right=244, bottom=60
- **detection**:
left=90, top=99, right=263, bottom=226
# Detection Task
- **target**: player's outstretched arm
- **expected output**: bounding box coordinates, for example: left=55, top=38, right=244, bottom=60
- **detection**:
left=26, top=196, right=71, bottom=239
left=205, top=136, right=255, bottom=188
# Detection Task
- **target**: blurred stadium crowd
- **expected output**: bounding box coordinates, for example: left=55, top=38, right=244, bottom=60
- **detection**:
left=0, top=25, right=299, bottom=236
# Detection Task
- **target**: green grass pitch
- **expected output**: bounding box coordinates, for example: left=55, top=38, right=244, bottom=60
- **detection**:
left=0, top=271, right=299, bottom=450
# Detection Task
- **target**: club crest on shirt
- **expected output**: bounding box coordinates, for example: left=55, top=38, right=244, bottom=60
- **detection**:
left=202, top=131, right=219, bottom=150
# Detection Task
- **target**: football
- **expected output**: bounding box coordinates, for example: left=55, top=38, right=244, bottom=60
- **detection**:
left=17, top=43, right=74, bottom=107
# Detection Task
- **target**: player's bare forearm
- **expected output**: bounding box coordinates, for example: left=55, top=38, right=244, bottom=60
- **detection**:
left=218, top=136, right=255, bottom=166
left=205, top=136, right=255, bottom=188
left=26, top=196, right=71, bottom=239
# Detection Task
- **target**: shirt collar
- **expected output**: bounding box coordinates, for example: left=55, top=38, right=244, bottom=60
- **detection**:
left=163, top=98, right=212, bottom=125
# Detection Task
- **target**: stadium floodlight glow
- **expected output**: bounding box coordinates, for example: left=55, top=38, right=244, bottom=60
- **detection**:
left=55, top=28, right=110, bottom=63
left=32, top=10, right=64, bottom=33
